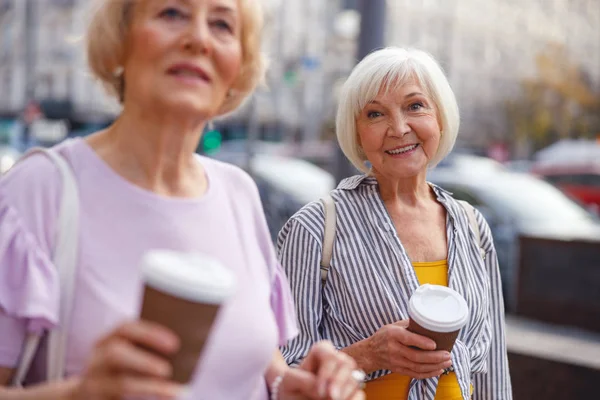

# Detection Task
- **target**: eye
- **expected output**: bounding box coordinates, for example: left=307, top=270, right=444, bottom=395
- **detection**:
left=211, top=19, right=233, bottom=33
left=159, top=7, right=187, bottom=20
left=367, top=111, right=382, bottom=119
left=409, top=102, right=425, bottom=111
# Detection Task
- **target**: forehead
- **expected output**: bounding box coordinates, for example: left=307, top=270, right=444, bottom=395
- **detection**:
left=377, top=79, right=424, bottom=98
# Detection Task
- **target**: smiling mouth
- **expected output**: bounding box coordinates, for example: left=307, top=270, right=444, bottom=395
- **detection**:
left=386, top=144, right=420, bottom=155
left=167, top=67, right=210, bottom=83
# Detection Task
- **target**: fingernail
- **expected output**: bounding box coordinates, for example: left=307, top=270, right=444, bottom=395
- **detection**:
left=167, top=384, right=186, bottom=398
left=444, top=352, right=451, bottom=360
left=319, top=382, right=327, bottom=398
left=330, top=386, right=341, bottom=400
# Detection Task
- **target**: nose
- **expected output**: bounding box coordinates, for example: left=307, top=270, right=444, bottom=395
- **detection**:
left=183, top=17, right=212, bottom=54
left=389, top=112, right=411, bottom=137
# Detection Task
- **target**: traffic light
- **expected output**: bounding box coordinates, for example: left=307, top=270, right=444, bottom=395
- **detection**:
left=202, top=129, right=222, bottom=154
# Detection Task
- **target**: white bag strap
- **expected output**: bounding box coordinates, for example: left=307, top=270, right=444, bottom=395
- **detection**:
left=319, top=195, right=336, bottom=286
left=12, top=147, right=80, bottom=385
left=318, top=197, right=483, bottom=288
left=457, top=200, right=485, bottom=259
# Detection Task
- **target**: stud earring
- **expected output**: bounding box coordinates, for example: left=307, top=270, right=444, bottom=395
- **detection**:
left=113, top=66, right=124, bottom=78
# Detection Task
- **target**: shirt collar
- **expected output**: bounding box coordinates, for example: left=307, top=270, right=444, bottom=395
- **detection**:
left=336, top=174, right=461, bottom=221
left=337, top=174, right=454, bottom=199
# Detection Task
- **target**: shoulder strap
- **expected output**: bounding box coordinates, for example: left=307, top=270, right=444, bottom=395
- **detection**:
left=319, top=195, right=336, bottom=286
left=12, top=148, right=80, bottom=386
left=457, top=200, right=485, bottom=258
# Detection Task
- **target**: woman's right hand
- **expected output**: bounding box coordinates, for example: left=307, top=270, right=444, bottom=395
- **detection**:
left=363, top=320, right=453, bottom=379
left=70, top=320, right=183, bottom=400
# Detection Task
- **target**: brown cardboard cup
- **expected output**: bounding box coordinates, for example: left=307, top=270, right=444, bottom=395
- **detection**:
left=407, top=284, right=469, bottom=352
left=139, top=250, right=235, bottom=384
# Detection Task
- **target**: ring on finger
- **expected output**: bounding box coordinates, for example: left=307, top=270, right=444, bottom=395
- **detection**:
left=351, top=369, right=366, bottom=389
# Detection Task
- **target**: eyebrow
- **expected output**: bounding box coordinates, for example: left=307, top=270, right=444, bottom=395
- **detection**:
left=213, top=5, right=237, bottom=14
left=171, top=0, right=236, bottom=13
left=405, top=92, right=425, bottom=99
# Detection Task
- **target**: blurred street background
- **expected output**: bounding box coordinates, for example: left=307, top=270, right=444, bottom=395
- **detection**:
left=1, top=1, right=600, bottom=398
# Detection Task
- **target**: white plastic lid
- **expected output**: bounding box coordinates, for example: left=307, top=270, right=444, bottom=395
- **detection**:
left=141, top=250, right=236, bottom=304
left=408, top=284, right=469, bottom=333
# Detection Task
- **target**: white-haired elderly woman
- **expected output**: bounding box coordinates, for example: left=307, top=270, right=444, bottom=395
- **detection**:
left=278, top=47, right=512, bottom=400
left=0, top=1, right=365, bottom=399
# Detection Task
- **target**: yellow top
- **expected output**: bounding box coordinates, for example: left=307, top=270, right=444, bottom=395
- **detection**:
left=364, top=260, right=470, bottom=400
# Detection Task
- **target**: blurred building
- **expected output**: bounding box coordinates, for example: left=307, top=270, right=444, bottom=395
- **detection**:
left=0, top=0, right=598, bottom=149
left=0, top=0, right=117, bottom=119
left=388, top=0, right=600, bottom=148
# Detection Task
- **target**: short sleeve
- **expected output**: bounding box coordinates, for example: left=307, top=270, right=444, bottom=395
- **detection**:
left=270, top=262, right=299, bottom=346
left=215, top=159, right=299, bottom=347
left=0, top=154, right=62, bottom=366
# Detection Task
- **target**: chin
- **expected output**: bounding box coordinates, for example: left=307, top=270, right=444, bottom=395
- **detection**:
left=160, top=95, right=216, bottom=117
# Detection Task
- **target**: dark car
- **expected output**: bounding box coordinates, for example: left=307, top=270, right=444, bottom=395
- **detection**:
left=428, top=155, right=600, bottom=310
left=208, top=142, right=335, bottom=240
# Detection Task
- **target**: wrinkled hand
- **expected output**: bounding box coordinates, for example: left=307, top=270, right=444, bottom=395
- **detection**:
left=70, top=320, right=183, bottom=400
left=366, top=319, right=452, bottom=379
left=279, top=341, right=365, bottom=400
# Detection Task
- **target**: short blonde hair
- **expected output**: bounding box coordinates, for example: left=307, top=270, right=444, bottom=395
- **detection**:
left=86, top=0, right=266, bottom=116
left=336, top=47, right=460, bottom=173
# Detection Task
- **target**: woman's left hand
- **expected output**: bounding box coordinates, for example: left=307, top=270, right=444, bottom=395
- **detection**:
left=279, top=340, right=365, bottom=400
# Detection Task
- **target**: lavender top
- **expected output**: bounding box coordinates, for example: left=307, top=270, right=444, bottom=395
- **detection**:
left=0, top=138, right=298, bottom=399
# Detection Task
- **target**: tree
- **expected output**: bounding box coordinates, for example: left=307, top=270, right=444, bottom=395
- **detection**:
left=506, top=43, right=600, bottom=155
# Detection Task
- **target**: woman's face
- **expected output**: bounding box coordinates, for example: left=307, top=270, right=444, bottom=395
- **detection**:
left=122, top=0, right=242, bottom=118
left=356, top=81, right=442, bottom=180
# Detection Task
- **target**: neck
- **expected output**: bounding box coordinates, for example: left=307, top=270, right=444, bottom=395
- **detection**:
left=87, top=102, right=208, bottom=197
left=375, top=170, right=433, bottom=207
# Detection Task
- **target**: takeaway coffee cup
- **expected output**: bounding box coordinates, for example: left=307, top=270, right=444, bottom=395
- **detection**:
left=139, top=250, right=236, bottom=384
left=407, top=284, right=469, bottom=352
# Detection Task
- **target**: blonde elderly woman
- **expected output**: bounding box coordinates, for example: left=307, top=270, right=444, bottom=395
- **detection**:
left=278, top=47, right=512, bottom=400
left=0, top=1, right=365, bottom=399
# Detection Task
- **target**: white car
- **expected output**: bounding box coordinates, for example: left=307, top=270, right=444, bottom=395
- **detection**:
left=0, top=146, right=21, bottom=174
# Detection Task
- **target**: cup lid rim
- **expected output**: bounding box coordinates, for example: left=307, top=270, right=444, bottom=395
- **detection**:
left=141, top=250, right=236, bottom=304
left=408, top=284, right=469, bottom=333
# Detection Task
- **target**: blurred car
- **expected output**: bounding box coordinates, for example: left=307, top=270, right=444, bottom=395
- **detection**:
left=504, top=159, right=534, bottom=174
left=531, top=163, right=600, bottom=213
left=531, top=140, right=600, bottom=211
left=0, top=145, right=21, bottom=174
left=429, top=154, right=600, bottom=311
left=209, top=143, right=336, bottom=240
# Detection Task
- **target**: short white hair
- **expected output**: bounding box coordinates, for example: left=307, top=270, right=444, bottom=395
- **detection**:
left=336, top=47, right=460, bottom=173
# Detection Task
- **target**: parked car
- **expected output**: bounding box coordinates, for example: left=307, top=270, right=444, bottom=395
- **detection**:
left=429, top=155, right=600, bottom=311
left=209, top=143, right=336, bottom=240
left=0, top=145, right=21, bottom=175
left=531, top=163, right=600, bottom=213
left=532, top=140, right=600, bottom=212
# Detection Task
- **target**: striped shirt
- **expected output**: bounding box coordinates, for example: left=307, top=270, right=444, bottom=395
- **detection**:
left=277, top=175, right=512, bottom=400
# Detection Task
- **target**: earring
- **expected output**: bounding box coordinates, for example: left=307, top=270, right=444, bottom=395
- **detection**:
left=113, top=66, right=124, bottom=78
left=207, top=121, right=215, bottom=131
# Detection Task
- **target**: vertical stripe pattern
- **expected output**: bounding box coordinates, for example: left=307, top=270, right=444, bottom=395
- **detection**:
left=277, top=175, right=512, bottom=400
